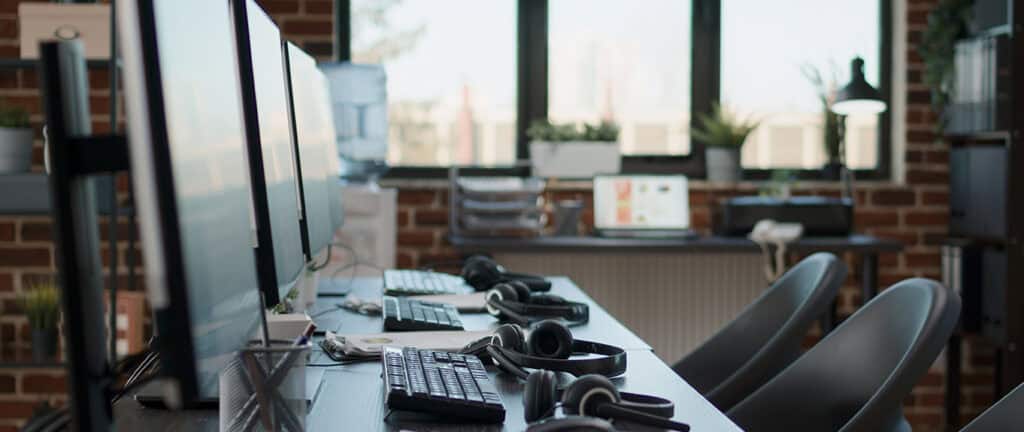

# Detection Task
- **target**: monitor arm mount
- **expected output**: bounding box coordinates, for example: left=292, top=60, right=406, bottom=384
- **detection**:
left=40, top=39, right=129, bottom=432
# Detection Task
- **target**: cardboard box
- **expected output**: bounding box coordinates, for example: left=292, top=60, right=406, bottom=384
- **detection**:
left=19, top=3, right=111, bottom=59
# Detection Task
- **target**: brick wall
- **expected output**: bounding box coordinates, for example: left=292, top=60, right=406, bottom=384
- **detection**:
left=0, top=0, right=995, bottom=430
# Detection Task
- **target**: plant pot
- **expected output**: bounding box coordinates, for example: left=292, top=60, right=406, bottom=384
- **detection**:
left=706, top=147, right=742, bottom=182
left=0, top=127, right=34, bottom=174
left=821, top=162, right=843, bottom=181
left=530, top=141, right=620, bottom=179
left=31, top=327, right=58, bottom=362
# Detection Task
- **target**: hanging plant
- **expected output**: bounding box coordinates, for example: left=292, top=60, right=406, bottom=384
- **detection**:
left=918, top=0, right=972, bottom=134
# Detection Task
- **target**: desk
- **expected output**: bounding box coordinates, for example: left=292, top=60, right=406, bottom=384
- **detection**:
left=312, top=277, right=651, bottom=351
left=451, top=234, right=903, bottom=334
left=114, top=277, right=740, bottom=431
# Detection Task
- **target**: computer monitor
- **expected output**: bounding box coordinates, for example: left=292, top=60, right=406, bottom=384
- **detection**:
left=284, top=42, right=341, bottom=260
left=593, top=175, right=691, bottom=231
left=118, top=0, right=263, bottom=403
left=232, top=0, right=305, bottom=307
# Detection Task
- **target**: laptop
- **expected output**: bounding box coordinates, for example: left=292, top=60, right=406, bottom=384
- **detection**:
left=592, top=175, right=695, bottom=239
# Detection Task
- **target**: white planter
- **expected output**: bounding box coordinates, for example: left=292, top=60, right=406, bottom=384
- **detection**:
left=706, top=147, right=742, bottom=183
left=530, top=141, right=620, bottom=179
left=0, top=127, right=34, bottom=174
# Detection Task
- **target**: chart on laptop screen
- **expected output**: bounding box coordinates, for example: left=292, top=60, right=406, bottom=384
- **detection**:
left=594, top=175, right=690, bottom=230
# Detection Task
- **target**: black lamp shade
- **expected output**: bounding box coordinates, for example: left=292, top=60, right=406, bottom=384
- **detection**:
left=832, top=57, right=886, bottom=115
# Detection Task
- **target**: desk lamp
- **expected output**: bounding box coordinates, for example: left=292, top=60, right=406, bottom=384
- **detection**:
left=831, top=57, right=887, bottom=201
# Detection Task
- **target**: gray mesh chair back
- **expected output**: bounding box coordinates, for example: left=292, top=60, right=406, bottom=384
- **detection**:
left=672, top=252, right=846, bottom=410
left=727, top=278, right=961, bottom=432
left=960, top=382, right=1024, bottom=432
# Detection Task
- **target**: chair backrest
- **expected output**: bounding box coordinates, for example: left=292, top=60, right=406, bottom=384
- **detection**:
left=726, top=278, right=961, bottom=432
left=960, top=382, right=1024, bottom=432
left=672, top=252, right=846, bottom=410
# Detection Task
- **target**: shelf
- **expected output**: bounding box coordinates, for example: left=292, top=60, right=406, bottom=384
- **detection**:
left=0, top=58, right=118, bottom=70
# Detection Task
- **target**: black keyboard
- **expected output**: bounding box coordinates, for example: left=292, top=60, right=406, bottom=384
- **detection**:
left=383, top=347, right=505, bottom=423
left=382, top=296, right=464, bottom=331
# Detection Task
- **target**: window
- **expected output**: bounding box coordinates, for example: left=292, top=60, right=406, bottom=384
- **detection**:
left=345, top=0, right=890, bottom=177
left=548, top=0, right=692, bottom=156
left=351, top=0, right=517, bottom=167
left=721, top=0, right=883, bottom=170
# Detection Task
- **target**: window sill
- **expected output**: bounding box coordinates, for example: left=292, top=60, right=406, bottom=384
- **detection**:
left=379, top=177, right=901, bottom=192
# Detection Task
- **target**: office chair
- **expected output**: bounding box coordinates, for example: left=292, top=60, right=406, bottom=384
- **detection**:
left=959, top=382, right=1024, bottom=431
left=671, top=252, right=846, bottom=411
left=726, top=278, right=960, bottom=432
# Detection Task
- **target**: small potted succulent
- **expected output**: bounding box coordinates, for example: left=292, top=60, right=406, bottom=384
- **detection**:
left=18, top=282, right=61, bottom=362
left=527, top=119, right=621, bottom=178
left=692, top=103, right=758, bottom=182
left=0, top=101, right=33, bottom=173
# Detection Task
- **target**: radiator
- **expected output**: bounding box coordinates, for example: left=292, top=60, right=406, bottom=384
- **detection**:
left=493, top=252, right=767, bottom=364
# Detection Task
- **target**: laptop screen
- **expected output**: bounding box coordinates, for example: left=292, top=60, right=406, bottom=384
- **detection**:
left=593, top=175, right=690, bottom=230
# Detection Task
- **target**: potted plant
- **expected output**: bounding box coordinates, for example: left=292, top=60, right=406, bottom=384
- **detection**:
left=18, top=282, right=61, bottom=362
left=527, top=119, right=621, bottom=178
left=802, top=64, right=844, bottom=180
left=692, top=103, right=758, bottom=182
left=0, top=101, right=32, bottom=174
left=919, top=0, right=972, bottom=134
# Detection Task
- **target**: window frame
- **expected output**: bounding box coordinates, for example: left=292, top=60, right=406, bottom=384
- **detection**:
left=341, top=0, right=891, bottom=181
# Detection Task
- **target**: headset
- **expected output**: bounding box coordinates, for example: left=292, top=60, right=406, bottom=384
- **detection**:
left=460, top=321, right=627, bottom=378
left=486, top=281, right=589, bottom=327
left=461, top=255, right=552, bottom=292
left=523, top=370, right=689, bottom=431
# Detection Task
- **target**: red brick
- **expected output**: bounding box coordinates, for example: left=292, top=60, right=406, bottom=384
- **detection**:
left=282, top=19, right=333, bottom=36
left=88, top=69, right=110, bottom=90
left=905, top=150, right=924, bottom=163
left=904, top=412, right=941, bottom=427
left=397, top=230, right=435, bottom=247
left=396, top=251, right=414, bottom=269
left=0, top=401, right=35, bottom=419
left=906, top=129, right=937, bottom=143
left=23, top=374, right=66, bottom=394
left=855, top=209, right=899, bottom=228
left=19, top=221, right=51, bottom=242
left=419, top=251, right=461, bottom=272
left=0, top=273, right=10, bottom=292
left=414, top=209, right=448, bottom=226
left=906, top=169, right=948, bottom=185
left=0, top=324, right=12, bottom=343
left=5, top=94, right=41, bottom=115
left=921, top=191, right=948, bottom=206
left=907, top=9, right=929, bottom=24
left=0, top=222, right=13, bottom=242
left=690, top=209, right=710, bottom=230
left=689, top=190, right=710, bottom=207
left=397, top=190, right=437, bottom=206
left=0, top=70, right=16, bottom=89
left=905, top=251, right=940, bottom=268
left=871, top=189, right=916, bottom=206
left=305, top=0, right=333, bottom=14
left=924, top=149, right=949, bottom=164
left=0, top=375, right=13, bottom=394
left=259, top=0, right=300, bottom=14
left=397, top=209, right=410, bottom=227
left=0, top=247, right=50, bottom=267
left=904, top=210, right=949, bottom=227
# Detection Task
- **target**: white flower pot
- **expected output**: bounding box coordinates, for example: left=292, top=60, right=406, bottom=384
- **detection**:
left=0, top=127, right=34, bottom=173
left=706, top=147, right=742, bottom=182
left=529, top=141, right=620, bottom=179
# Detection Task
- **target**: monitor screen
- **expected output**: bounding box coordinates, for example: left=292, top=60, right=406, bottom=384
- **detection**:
left=593, top=175, right=691, bottom=230
left=238, top=0, right=305, bottom=303
left=286, top=42, right=337, bottom=258
left=119, top=0, right=262, bottom=401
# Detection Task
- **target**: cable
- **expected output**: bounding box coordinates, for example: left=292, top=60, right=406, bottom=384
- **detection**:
left=327, top=242, right=384, bottom=296
left=307, top=244, right=333, bottom=272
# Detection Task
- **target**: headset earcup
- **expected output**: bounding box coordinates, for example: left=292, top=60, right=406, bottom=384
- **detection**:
left=507, top=280, right=533, bottom=301
left=493, top=324, right=527, bottom=353
left=486, top=283, right=522, bottom=317
left=462, top=255, right=501, bottom=290
left=561, top=375, right=621, bottom=418
left=524, top=370, right=558, bottom=423
left=527, top=320, right=574, bottom=359
left=529, top=293, right=568, bottom=306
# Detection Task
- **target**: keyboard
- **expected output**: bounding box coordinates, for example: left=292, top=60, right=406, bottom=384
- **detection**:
left=382, top=296, right=464, bottom=331
left=384, top=269, right=471, bottom=296
left=383, top=347, right=505, bottom=423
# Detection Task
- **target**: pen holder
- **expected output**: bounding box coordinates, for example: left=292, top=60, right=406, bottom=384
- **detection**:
left=219, top=340, right=310, bottom=432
